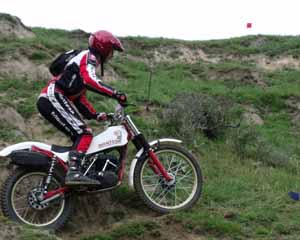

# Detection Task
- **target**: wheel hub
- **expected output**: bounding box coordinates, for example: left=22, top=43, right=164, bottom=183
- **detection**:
left=27, top=187, right=49, bottom=210
left=160, top=173, right=176, bottom=189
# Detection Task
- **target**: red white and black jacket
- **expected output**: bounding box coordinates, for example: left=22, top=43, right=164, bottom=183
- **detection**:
left=40, top=50, right=115, bottom=120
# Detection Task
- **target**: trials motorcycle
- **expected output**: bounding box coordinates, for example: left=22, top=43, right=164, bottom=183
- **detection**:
left=0, top=104, right=203, bottom=230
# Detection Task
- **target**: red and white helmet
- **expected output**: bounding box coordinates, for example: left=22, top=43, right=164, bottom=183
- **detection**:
left=88, top=30, right=124, bottom=62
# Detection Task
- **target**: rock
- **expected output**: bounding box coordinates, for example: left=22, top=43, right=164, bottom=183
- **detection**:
left=243, top=106, right=264, bottom=125
left=0, top=105, right=27, bottom=134
left=0, top=13, right=35, bottom=39
left=243, top=112, right=264, bottom=126
left=224, top=211, right=236, bottom=219
left=0, top=57, right=51, bottom=81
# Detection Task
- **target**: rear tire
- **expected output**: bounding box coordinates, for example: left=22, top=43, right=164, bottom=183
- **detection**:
left=134, top=144, right=203, bottom=213
left=1, top=168, right=74, bottom=230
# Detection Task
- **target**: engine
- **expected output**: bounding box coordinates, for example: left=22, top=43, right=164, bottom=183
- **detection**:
left=95, top=154, right=119, bottom=173
left=82, top=152, right=120, bottom=189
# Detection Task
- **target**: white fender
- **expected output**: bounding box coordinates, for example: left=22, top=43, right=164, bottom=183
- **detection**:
left=0, top=141, right=69, bottom=162
left=0, top=141, right=51, bottom=157
left=128, top=138, right=182, bottom=188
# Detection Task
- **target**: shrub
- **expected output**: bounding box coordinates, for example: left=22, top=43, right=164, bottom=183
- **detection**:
left=161, top=93, right=232, bottom=142
left=230, top=123, right=290, bottom=168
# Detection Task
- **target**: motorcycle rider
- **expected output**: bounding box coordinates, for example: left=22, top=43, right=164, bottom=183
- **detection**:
left=37, top=30, right=127, bottom=185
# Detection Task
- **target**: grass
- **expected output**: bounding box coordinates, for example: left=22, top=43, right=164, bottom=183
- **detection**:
left=2, top=25, right=300, bottom=239
left=20, top=227, right=59, bottom=240
left=0, top=78, right=45, bottom=118
left=82, top=221, right=160, bottom=240
left=201, top=35, right=300, bottom=57
left=170, top=142, right=300, bottom=239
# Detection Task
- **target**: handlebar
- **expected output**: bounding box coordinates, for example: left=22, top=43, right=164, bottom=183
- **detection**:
left=102, top=103, right=137, bottom=126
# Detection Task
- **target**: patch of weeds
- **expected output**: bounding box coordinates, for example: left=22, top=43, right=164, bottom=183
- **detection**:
left=111, top=185, right=146, bottom=211
left=161, top=93, right=234, bottom=141
left=29, top=50, right=49, bottom=61
left=0, top=122, right=25, bottom=142
left=20, top=226, right=59, bottom=240
left=229, top=123, right=291, bottom=168
left=83, top=221, right=160, bottom=240
left=174, top=211, right=242, bottom=238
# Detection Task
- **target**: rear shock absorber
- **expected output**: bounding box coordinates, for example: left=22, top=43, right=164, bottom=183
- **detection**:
left=43, top=156, right=56, bottom=194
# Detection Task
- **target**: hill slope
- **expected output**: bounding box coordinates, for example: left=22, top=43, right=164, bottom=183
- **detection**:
left=1, top=13, right=300, bottom=240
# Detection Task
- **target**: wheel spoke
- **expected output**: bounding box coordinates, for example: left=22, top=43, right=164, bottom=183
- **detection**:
left=11, top=172, right=65, bottom=227
left=175, top=185, right=177, bottom=206
left=176, top=170, right=193, bottom=183
left=149, top=181, right=161, bottom=198
left=143, top=183, right=160, bottom=187
left=29, top=211, right=37, bottom=224
left=169, top=162, right=183, bottom=172
left=155, top=188, right=169, bottom=203
left=15, top=206, right=29, bottom=212
left=167, top=155, right=175, bottom=171
left=13, top=194, right=27, bottom=202
left=21, top=206, right=30, bottom=219
left=140, top=147, right=200, bottom=210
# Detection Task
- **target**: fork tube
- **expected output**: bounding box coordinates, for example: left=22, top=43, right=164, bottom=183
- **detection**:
left=125, top=115, right=172, bottom=181
left=125, top=115, right=141, bottom=135
left=148, top=150, right=173, bottom=181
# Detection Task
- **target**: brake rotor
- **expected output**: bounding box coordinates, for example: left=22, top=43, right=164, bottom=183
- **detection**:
left=27, top=187, right=49, bottom=210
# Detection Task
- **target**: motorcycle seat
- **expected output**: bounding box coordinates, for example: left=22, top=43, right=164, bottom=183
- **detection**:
left=51, top=145, right=73, bottom=153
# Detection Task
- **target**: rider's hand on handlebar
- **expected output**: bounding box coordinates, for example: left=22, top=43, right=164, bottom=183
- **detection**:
left=96, top=112, right=107, bottom=122
left=114, top=91, right=127, bottom=106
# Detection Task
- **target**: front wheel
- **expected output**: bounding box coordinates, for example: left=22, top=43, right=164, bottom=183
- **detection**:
left=134, top=144, right=203, bottom=213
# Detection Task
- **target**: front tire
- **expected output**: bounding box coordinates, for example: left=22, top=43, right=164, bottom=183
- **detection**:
left=1, top=168, right=74, bottom=230
left=134, top=144, right=203, bottom=213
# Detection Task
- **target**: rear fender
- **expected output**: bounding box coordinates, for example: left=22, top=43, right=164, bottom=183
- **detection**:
left=0, top=141, right=69, bottom=162
left=10, top=150, right=51, bottom=168
left=0, top=141, right=52, bottom=157
left=128, top=138, right=182, bottom=188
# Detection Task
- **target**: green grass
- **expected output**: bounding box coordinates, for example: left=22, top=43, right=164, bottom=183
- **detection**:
left=20, top=227, right=59, bottom=240
left=82, top=221, right=160, bottom=240
left=170, top=142, right=300, bottom=239
left=2, top=26, right=300, bottom=239
left=0, top=78, right=45, bottom=118
left=201, top=35, right=300, bottom=57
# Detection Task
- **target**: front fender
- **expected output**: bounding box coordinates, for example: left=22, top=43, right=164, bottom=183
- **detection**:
left=128, top=138, right=182, bottom=188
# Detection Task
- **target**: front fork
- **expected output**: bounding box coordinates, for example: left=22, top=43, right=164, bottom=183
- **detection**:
left=148, top=149, right=173, bottom=181
left=132, top=133, right=173, bottom=181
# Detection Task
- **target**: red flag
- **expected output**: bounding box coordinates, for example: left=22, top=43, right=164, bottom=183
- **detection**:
left=246, top=23, right=252, bottom=29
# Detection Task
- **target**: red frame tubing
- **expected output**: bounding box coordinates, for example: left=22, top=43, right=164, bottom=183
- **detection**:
left=43, top=187, right=68, bottom=200
left=148, top=150, right=173, bottom=181
left=118, top=145, right=128, bottom=181
left=31, top=145, right=68, bottom=172
left=31, top=146, right=54, bottom=158
left=30, top=146, right=70, bottom=199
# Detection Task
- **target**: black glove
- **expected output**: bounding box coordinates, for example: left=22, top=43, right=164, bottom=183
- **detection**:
left=114, top=91, right=127, bottom=106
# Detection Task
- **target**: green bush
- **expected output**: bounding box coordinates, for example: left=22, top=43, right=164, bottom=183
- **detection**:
left=230, top=123, right=290, bottom=168
left=161, top=93, right=231, bottom=141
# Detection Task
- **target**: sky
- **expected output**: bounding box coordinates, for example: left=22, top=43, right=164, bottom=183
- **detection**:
left=2, top=0, right=300, bottom=40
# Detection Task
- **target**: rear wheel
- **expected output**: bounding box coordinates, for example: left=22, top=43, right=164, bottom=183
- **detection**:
left=1, top=168, right=74, bottom=230
left=134, top=144, right=203, bottom=213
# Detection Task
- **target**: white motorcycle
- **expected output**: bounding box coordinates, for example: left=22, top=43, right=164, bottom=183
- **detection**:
left=0, top=104, right=203, bottom=230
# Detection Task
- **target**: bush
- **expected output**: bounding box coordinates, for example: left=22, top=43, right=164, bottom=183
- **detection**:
left=230, top=123, right=290, bottom=168
left=161, top=93, right=231, bottom=142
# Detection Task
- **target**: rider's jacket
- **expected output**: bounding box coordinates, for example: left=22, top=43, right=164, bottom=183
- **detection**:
left=40, top=50, right=115, bottom=120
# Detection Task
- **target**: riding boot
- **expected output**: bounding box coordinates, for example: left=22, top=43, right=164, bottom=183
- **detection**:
left=65, top=151, right=100, bottom=186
